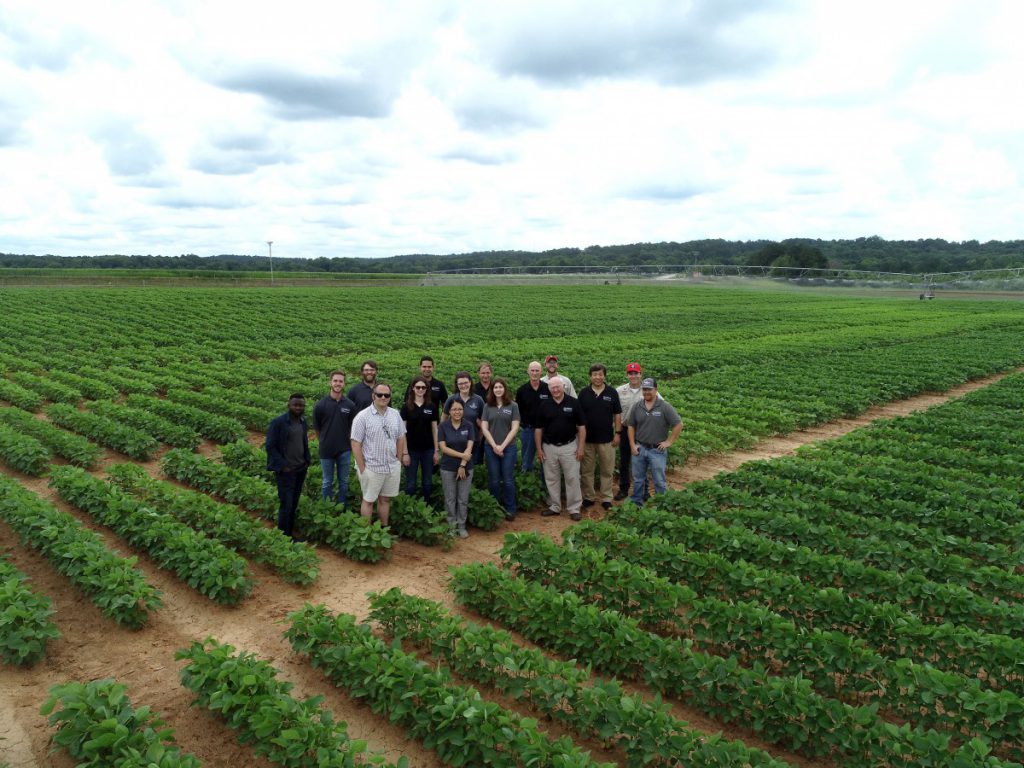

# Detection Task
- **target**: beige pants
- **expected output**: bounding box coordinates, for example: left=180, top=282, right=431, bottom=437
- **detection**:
left=581, top=442, right=615, bottom=503
left=542, top=440, right=582, bottom=515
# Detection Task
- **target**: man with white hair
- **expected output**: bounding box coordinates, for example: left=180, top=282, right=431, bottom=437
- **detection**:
left=535, top=376, right=586, bottom=520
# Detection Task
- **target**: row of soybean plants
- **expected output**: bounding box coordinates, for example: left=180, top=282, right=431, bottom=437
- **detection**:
left=0, top=461, right=320, bottom=629
left=40, top=670, right=409, bottom=768
left=217, top=439, right=540, bottom=541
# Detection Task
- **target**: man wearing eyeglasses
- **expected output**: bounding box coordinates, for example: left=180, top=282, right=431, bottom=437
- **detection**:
left=350, top=382, right=406, bottom=527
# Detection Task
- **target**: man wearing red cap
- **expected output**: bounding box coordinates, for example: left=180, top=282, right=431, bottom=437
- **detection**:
left=615, top=362, right=645, bottom=500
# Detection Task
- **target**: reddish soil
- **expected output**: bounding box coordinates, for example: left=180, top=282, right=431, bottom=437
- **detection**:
left=0, top=371, right=1013, bottom=768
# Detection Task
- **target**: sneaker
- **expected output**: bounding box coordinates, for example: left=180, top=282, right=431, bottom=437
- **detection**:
left=581, top=499, right=594, bottom=509
left=601, top=501, right=612, bottom=511
left=457, top=528, right=469, bottom=538
left=541, top=509, right=560, bottom=517
left=614, top=491, right=629, bottom=501
left=505, top=511, right=517, bottom=521
left=569, top=513, right=581, bottom=521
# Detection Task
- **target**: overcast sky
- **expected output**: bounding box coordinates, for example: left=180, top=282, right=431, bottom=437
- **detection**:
left=1, top=1, right=1020, bottom=260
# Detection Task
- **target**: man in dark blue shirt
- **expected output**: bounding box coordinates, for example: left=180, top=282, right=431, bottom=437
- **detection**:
left=265, top=393, right=310, bottom=540
left=347, top=360, right=378, bottom=412
left=313, top=370, right=357, bottom=508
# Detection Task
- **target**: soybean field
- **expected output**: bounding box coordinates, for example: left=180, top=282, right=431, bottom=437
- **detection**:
left=1, top=283, right=1023, bottom=768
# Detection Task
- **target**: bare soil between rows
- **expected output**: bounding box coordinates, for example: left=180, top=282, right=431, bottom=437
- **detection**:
left=0, top=369, right=1016, bottom=768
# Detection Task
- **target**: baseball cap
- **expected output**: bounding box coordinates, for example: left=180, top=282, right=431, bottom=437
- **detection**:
left=626, top=362, right=641, bottom=373
left=545, top=355, right=558, bottom=363
left=641, top=377, right=657, bottom=389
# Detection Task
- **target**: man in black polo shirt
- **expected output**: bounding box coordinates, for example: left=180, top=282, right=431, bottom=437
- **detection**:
left=535, top=377, right=586, bottom=520
left=406, top=355, right=448, bottom=404
left=347, top=360, right=378, bottom=412
left=578, top=363, right=621, bottom=511
left=515, top=360, right=549, bottom=473
left=313, top=369, right=357, bottom=508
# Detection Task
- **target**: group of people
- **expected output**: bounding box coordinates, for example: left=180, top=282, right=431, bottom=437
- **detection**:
left=265, top=355, right=682, bottom=540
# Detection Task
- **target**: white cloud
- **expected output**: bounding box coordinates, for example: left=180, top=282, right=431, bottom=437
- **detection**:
left=0, top=0, right=1022, bottom=258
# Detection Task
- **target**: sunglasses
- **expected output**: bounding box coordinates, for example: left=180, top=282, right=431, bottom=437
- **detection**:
left=413, top=385, right=426, bottom=390
left=374, top=392, right=392, bottom=399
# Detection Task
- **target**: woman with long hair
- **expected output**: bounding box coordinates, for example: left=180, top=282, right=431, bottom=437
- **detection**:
left=481, top=377, right=520, bottom=520
left=400, top=375, right=439, bottom=500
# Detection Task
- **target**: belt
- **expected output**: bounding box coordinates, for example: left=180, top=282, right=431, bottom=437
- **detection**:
left=544, top=439, right=575, bottom=447
left=639, top=442, right=661, bottom=450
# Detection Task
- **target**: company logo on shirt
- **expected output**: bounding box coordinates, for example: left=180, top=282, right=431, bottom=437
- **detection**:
left=562, top=407, right=573, bottom=413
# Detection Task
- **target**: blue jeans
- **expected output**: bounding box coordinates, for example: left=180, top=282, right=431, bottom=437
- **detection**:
left=485, top=443, right=517, bottom=515
left=520, top=427, right=536, bottom=473
left=404, top=448, right=434, bottom=499
left=320, top=451, right=351, bottom=507
left=630, top=445, right=667, bottom=506
left=276, top=466, right=307, bottom=537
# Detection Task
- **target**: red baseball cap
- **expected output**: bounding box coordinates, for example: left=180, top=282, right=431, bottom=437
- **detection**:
left=545, top=355, right=558, bottom=363
left=626, top=362, right=641, bottom=373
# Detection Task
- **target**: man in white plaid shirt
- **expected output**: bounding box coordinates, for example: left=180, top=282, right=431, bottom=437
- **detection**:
left=351, top=382, right=407, bottom=527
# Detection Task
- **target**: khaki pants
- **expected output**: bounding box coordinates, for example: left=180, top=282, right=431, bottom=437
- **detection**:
left=581, top=442, right=615, bottom=503
left=542, top=440, right=582, bottom=515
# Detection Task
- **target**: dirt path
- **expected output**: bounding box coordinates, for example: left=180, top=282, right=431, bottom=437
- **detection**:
left=0, top=369, right=1015, bottom=768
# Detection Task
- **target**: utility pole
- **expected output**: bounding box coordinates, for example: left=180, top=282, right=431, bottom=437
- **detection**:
left=267, top=241, right=274, bottom=286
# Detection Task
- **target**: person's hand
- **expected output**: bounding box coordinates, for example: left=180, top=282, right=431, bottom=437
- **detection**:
left=612, top=433, right=620, bottom=447
left=402, top=454, right=410, bottom=467
left=536, top=448, right=545, bottom=463
left=575, top=446, right=584, bottom=462
left=433, top=450, right=440, bottom=465
left=631, top=444, right=639, bottom=456
left=493, top=445, right=503, bottom=457
left=457, top=466, right=466, bottom=480
left=657, top=441, right=669, bottom=451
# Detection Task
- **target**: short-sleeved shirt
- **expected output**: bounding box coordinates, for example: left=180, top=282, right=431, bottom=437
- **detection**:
left=405, top=378, right=448, bottom=406
left=437, top=420, right=476, bottom=471
left=444, top=393, right=485, bottom=425
left=347, top=381, right=375, bottom=412
left=627, top=398, right=682, bottom=446
left=515, top=380, right=550, bottom=427
left=473, top=381, right=490, bottom=401
left=350, top=406, right=406, bottom=472
left=400, top=401, right=440, bottom=452
left=313, top=394, right=357, bottom=458
left=482, top=402, right=520, bottom=445
left=536, top=395, right=585, bottom=445
left=578, top=386, right=622, bottom=444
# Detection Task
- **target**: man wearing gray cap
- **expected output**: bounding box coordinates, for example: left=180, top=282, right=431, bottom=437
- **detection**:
left=626, top=377, right=682, bottom=507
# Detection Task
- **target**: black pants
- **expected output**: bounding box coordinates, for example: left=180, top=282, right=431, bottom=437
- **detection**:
left=617, top=426, right=631, bottom=494
left=275, top=466, right=308, bottom=537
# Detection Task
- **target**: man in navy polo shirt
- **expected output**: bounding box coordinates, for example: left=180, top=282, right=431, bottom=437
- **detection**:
left=535, top=377, right=586, bottom=520
left=626, top=378, right=682, bottom=506
left=313, top=369, right=356, bottom=508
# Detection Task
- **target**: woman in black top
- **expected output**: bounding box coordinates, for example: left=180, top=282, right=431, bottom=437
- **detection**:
left=400, top=375, right=439, bottom=500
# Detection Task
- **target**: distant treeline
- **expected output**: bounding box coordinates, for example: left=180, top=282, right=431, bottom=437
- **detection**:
left=3, top=237, right=1023, bottom=274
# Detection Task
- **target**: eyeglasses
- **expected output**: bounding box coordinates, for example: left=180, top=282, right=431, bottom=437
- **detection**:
left=374, top=392, right=391, bottom=399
